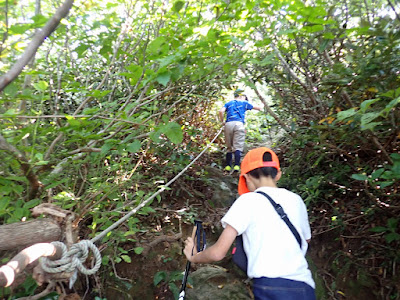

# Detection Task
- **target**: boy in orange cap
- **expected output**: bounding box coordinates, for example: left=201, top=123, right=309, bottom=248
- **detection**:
left=183, top=147, right=316, bottom=299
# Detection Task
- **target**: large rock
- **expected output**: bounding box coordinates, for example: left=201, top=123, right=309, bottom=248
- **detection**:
left=204, top=166, right=239, bottom=208
left=185, top=265, right=252, bottom=300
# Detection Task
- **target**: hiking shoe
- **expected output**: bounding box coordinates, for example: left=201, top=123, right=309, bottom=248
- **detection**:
left=224, top=165, right=232, bottom=171
left=233, top=165, right=240, bottom=172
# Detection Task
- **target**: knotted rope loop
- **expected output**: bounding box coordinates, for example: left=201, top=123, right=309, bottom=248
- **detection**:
left=40, top=240, right=101, bottom=276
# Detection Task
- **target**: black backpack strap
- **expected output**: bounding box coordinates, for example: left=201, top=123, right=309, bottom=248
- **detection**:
left=256, top=191, right=302, bottom=249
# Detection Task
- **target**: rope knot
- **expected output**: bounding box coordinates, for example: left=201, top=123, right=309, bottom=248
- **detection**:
left=40, top=240, right=101, bottom=276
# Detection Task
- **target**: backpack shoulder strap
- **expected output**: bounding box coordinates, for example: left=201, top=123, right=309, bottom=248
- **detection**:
left=256, top=191, right=302, bottom=248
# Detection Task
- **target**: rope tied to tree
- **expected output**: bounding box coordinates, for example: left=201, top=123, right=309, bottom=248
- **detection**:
left=39, top=240, right=101, bottom=282
left=34, top=127, right=223, bottom=288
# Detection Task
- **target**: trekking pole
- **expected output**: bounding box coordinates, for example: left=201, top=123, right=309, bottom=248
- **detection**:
left=178, top=220, right=206, bottom=300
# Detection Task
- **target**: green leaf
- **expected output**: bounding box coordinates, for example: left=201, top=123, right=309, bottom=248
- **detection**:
left=127, top=140, right=141, bottom=153
left=102, top=256, right=110, bottom=265
left=122, top=64, right=143, bottom=85
left=387, top=218, right=398, bottom=230
left=381, top=97, right=400, bottom=116
left=66, top=117, right=82, bottom=127
left=323, top=32, right=335, bottom=39
left=141, top=206, right=156, bottom=214
left=0, top=197, right=11, bottom=211
left=9, top=23, right=31, bottom=34
left=381, top=87, right=400, bottom=98
left=162, top=122, right=183, bottom=144
left=148, top=36, right=168, bottom=57
left=123, top=230, right=137, bottom=237
left=379, top=181, right=394, bottom=188
left=91, top=90, right=111, bottom=98
left=24, top=199, right=41, bottom=209
left=154, top=271, right=166, bottom=286
left=74, top=44, right=89, bottom=57
left=369, top=226, right=387, bottom=233
left=223, top=64, right=232, bottom=73
left=33, top=81, right=49, bottom=91
left=385, top=232, right=400, bottom=243
left=360, top=121, right=381, bottom=131
left=391, top=153, right=400, bottom=161
left=169, top=282, right=180, bottom=299
left=371, top=168, right=385, bottom=180
left=277, top=29, right=298, bottom=36
left=360, top=98, right=380, bottom=112
left=3, top=109, right=18, bottom=117
left=173, top=1, right=185, bottom=13
left=134, top=247, right=144, bottom=254
left=360, top=112, right=380, bottom=127
left=215, top=46, right=229, bottom=56
left=351, top=174, right=367, bottom=181
left=149, top=130, right=162, bottom=143
left=121, top=255, right=132, bottom=263
left=45, top=178, right=68, bottom=190
left=101, top=142, right=114, bottom=155
left=156, top=72, right=171, bottom=87
left=32, top=14, right=48, bottom=27
left=100, top=45, right=112, bottom=57
left=303, top=25, right=324, bottom=33
left=337, top=108, right=357, bottom=121
left=4, top=83, right=18, bottom=97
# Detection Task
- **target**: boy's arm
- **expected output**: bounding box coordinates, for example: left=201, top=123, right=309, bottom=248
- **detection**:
left=183, top=224, right=237, bottom=263
left=218, top=107, right=226, bottom=123
left=251, top=105, right=263, bottom=111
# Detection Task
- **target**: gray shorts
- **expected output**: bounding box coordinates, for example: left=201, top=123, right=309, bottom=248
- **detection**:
left=224, top=121, right=245, bottom=152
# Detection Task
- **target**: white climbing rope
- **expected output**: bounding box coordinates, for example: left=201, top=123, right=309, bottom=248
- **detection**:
left=39, top=127, right=223, bottom=284
left=40, top=241, right=101, bottom=275
left=90, top=126, right=223, bottom=244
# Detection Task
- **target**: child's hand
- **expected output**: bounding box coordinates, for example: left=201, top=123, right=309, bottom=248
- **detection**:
left=183, top=237, right=198, bottom=261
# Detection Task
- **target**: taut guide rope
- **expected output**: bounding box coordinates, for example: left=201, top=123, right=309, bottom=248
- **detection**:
left=40, top=127, right=223, bottom=286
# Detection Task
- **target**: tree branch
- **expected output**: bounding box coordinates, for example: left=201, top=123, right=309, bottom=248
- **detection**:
left=387, top=0, right=400, bottom=23
left=241, top=67, right=296, bottom=138
left=0, top=134, right=42, bottom=199
left=0, top=0, right=74, bottom=92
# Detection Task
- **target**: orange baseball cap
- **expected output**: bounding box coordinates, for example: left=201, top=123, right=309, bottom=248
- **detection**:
left=238, top=147, right=280, bottom=195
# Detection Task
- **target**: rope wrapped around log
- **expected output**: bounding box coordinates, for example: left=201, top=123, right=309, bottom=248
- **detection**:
left=40, top=240, right=101, bottom=276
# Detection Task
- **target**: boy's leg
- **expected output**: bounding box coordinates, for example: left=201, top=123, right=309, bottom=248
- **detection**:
left=224, top=123, right=234, bottom=170
left=232, top=122, right=245, bottom=171
left=234, top=150, right=241, bottom=171
left=225, top=152, right=233, bottom=171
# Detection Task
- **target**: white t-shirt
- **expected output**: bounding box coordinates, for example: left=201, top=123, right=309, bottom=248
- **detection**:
left=221, top=186, right=315, bottom=288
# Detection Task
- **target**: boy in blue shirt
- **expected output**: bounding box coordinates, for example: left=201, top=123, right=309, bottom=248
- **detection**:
left=218, top=90, right=262, bottom=172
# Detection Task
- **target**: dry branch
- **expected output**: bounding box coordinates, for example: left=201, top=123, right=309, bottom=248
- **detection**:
left=241, top=67, right=296, bottom=138
left=0, top=0, right=74, bottom=91
left=141, top=233, right=182, bottom=256
left=0, top=133, right=42, bottom=199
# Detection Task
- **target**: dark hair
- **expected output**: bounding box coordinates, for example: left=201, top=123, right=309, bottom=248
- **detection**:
left=243, top=95, right=248, bottom=101
left=247, top=152, right=278, bottom=179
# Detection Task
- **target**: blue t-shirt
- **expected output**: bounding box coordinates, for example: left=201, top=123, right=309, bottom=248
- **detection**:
left=224, top=100, right=254, bottom=123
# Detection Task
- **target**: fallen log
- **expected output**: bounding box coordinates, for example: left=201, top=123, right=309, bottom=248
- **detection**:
left=0, top=219, right=62, bottom=251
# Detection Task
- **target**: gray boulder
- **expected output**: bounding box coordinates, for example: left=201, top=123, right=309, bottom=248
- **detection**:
left=185, top=265, right=252, bottom=300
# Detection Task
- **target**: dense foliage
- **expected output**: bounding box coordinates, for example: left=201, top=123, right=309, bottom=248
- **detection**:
left=0, top=0, right=399, bottom=299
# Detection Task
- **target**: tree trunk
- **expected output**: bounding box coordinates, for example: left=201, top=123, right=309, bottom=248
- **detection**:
left=0, top=219, right=61, bottom=251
